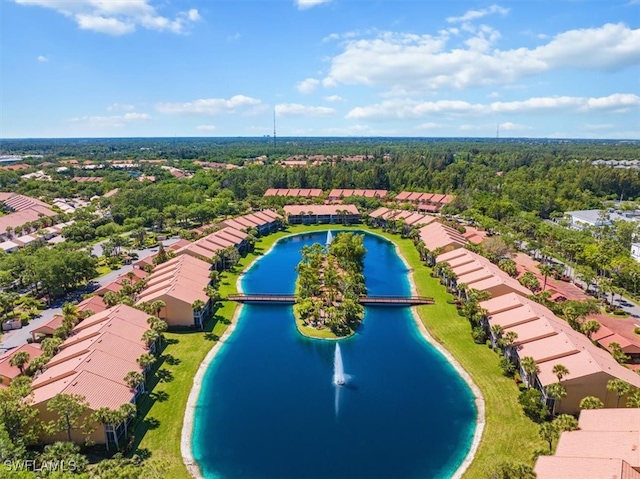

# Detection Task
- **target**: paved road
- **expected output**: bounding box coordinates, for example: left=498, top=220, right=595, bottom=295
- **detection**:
left=0, top=238, right=180, bottom=353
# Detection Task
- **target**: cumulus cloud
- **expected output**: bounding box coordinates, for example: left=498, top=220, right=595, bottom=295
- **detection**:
left=296, top=0, right=332, bottom=10
left=70, top=112, right=151, bottom=128
left=156, top=95, right=263, bottom=115
left=107, top=103, right=135, bottom=112
left=323, top=23, right=640, bottom=92
left=324, top=95, right=345, bottom=102
left=346, top=93, right=640, bottom=120
left=446, top=4, right=509, bottom=24
left=36, top=55, right=48, bottom=62
left=275, top=103, right=336, bottom=117
left=296, top=78, right=320, bottom=94
left=196, top=125, right=217, bottom=132
left=415, top=122, right=446, bottom=130
left=499, top=122, right=532, bottom=131
left=14, top=0, right=201, bottom=35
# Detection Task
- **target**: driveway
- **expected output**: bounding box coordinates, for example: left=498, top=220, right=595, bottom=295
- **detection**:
left=0, top=238, right=180, bottom=353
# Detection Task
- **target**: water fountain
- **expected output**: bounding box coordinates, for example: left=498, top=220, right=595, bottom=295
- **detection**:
left=326, top=230, right=333, bottom=246
left=333, top=343, right=346, bottom=386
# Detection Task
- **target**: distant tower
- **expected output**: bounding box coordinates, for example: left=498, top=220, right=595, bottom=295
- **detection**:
left=273, top=109, right=277, bottom=149
left=496, top=124, right=500, bottom=139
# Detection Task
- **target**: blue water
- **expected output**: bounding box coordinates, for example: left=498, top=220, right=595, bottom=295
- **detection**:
left=193, top=232, right=476, bottom=479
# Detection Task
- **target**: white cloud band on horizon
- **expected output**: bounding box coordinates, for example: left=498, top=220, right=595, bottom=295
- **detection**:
left=276, top=103, right=336, bottom=117
left=346, top=93, right=640, bottom=120
left=156, top=95, right=264, bottom=115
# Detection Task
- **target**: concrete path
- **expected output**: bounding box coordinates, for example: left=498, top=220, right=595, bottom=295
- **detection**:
left=0, top=238, right=180, bottom=353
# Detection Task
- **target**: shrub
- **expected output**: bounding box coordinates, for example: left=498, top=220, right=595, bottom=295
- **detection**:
left=634, top=327, right=640, bottom=335
left=518, top=388, right=549, bottom=423
left=471, top=326, right=487, bottom=344
left=500, top=357, right=516, bottom=377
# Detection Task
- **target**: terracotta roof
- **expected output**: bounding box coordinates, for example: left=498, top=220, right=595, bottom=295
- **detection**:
left=31, top=315, right=64, bottom=336
left=369, top=207, right=390, bottom=218
left=328, top=189, right=387, bottom=199
left=579, top=408, right=640, bottom=432
left=555, top=430, right=640, bottom=468
left=535, top=456, right=640, bottom=479
left=0, top=344, right=43, bottom=380
left=32, top=369, right=135, bottom=411
left=283, top=204, right=360, bottom=216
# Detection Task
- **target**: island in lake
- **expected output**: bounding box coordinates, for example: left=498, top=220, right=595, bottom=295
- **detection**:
left=294, top=231, right=366, bottom=338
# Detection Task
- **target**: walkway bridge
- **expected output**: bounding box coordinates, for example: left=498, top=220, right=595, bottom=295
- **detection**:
left=227, top=294, right=434, bottom=306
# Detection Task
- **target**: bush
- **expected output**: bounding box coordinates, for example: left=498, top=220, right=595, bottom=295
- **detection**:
left=471, top=326, right=487, bottom=344
left=634, top=327, right=640, bottom=335
left=500, top=357, right=516, bottom=377
left=518, top=388, right=549, bottom=423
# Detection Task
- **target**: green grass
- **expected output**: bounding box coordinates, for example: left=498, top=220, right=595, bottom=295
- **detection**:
left=362, top=227, right=543, bottom=478
left=94, top=265, right=112, bottom=277
left=133, top=224, right=543, bottom=478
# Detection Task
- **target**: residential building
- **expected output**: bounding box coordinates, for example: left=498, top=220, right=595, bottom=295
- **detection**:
left=28, top=305, right=152, bottom=446
left=135, top=254, right=214, bottom=328
left=327, top=189, right=387, bottom=202
left=264, top=188, right=323, bottom=198
left=283, top=204, right=360, bottom=225
left=0, top=344, right=43, bottom=388
left=480, top=293, right=640, bottom=414
left=535, top=409, right=640, bottom=478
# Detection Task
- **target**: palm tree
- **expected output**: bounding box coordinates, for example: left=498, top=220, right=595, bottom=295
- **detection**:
left=581, top=319, right=601, bottom=340
left=150, top=300, right=165, bottom=318
left=609, top=341, right=630, bottom=364
left=552, top=364, right=570, bottom=382
left=9, top=351, right=30, bottom=375
left=137, top=353, right=156, bottom=372
left=123, top=371, right=145, bottom=393
left=520, top=356, right=539, bottom=388
left=498, top=331, right=518, bottom=356
left=538, top=422, right=559, bottom=453
left=579, top=396, right=604, bottom=409
left=538, top=264, right=554, bottom=291
left=546, top=382, right=567, bottom=415
left=141, top=329, right=160, bottom=350
left=41, top=337, right=63, bottom=357
left=607, top=379, right=633, bottom=407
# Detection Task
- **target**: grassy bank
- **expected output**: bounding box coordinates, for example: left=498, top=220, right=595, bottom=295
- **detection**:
left=131, top=227, right=302, bottom=479
left=362, top=226, right=542, bottom=477
left=133, top=224, right=542, bottom=478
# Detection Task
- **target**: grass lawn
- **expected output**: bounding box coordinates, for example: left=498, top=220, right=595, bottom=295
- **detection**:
left=132, top=224, right=542, bottom=478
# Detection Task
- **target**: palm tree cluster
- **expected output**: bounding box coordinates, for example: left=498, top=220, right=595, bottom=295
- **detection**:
left=294, top=233, right=366, bottom=336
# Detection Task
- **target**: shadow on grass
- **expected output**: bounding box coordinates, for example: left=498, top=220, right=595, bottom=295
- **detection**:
left=130, top=307, right=232, bottom=455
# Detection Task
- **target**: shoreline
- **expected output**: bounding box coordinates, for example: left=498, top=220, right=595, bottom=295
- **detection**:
left=391, top=237, right=486, bottom=479
left=180, top=244, right=273, bottom=479
left=181, top=227, right=485, bottom=479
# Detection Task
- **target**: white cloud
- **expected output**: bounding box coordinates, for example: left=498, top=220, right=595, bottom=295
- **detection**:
left=446, top=4, right=509, bottom=24
left=156, top=95, right=263, bottom=115
left=324, top=95, right=345, bottom=102
left=14, top=0, right=201, bottom=35
left=296, top=0, right=332, bottom=10
left=196, top=125, right=217, bottom=132
left=323, top=23, right=640, bottom=92
left=107, top=103, right=135, bottom=112
left=415, top=122, right=446, bottom=130
left=69, top=112, right=151, bottom=128
left=275, top=103, right=336, bottom=117
left=296, top=78, right=320, bottom=94
left=36, top=55, right=48, bottom=62
left=487, top=91, right=501, bottom=99
left=346, top=93, right=640, bottom=120
left=499, top=122, right=532, bottom=131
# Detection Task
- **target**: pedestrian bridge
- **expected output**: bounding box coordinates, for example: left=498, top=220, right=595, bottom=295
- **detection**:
left=227, top=294, right=434, bottom=306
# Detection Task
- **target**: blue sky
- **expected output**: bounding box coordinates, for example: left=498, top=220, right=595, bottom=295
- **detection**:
left=1, top=0, right=639, bottom=139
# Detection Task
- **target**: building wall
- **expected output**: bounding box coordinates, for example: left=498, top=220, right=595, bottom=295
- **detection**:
left=632, top=243, right=640, bottom=263
left=162, top=296, right=197, bottom=327
left=34, top=404, right=107, bottom=444
left=555, top=372, right=632, bottom=415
